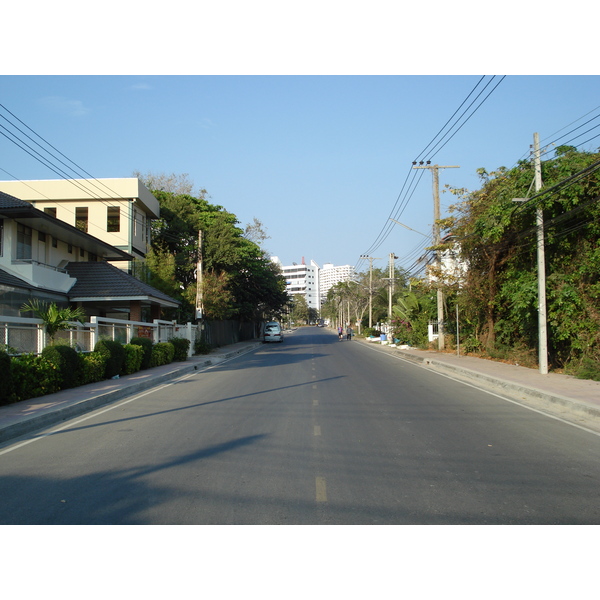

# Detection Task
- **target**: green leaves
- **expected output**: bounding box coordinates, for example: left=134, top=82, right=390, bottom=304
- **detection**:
left=20, top=300, right=86, bottom=342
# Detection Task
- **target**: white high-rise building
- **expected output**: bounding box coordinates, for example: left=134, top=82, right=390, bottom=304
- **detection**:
left=318, top=262, right=356, bottom=303
left=271, top=257, right=321, bottom=312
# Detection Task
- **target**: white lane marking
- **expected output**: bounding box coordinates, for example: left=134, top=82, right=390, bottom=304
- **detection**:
left=314, top=425, right=321, bottom=436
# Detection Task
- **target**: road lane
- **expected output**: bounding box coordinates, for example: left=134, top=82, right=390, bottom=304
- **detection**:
left=0, top=327, right=599, bottom=524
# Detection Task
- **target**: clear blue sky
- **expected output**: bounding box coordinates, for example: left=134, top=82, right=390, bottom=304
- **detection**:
left=1, top=4, right=599, bottom=277
left=2, top=75, right=599, bottom=275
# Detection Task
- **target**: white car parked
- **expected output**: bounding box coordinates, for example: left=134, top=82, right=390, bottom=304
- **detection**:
left=263, top=322, right=284, bottom=343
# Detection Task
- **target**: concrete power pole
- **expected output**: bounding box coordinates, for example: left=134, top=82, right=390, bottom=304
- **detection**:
left=412, top=163, right=459, bottom=350
left=360, top=255, right=380, bottom=328
left=388, top=252, right=398, bottom=330
left=195, top=229, right=203, bottom=320
left=534, top=133, right=549, bottom=375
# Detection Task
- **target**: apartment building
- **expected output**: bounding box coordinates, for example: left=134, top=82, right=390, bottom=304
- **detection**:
left=318, top=262, right=356, bottom=303
left=271, top=257, right=321, bottom=312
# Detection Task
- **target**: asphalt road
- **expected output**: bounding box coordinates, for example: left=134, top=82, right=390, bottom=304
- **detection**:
left=1, top=327, right=599, bottom=524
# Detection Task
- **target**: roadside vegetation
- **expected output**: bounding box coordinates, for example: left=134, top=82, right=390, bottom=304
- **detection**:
left=322, top=147, right=600, bottom=380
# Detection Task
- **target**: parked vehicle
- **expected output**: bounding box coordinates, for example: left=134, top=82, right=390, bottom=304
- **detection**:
left=263, top=321, right=283, bottom=343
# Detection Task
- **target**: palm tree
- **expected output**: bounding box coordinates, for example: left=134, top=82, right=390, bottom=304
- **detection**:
left=21, top=300, right=86, bottom=344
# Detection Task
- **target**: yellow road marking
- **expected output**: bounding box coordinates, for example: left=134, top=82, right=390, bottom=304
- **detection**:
left=315, top=476, right=327, bottom=502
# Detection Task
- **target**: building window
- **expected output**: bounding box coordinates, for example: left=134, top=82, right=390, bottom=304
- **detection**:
left=17, top=223, right=32, bottom=259
left=107, top=206, right=120, bottom=232
left=0, top=219, right=3, bottom=257
left=52, top=236, right=58, bottom=248
left=68, top=243, right=73, bottom=254
left=38, top=231, right=46, bottom=242
left=44, top=207, right=57, bottom=218
left=76, top=207, right=88, bottom=232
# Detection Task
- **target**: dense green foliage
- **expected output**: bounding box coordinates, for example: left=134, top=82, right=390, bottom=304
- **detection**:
left=94, top=340, right=126, bottom=379
left=122, top=343, right=144, bottom=375
left=0, top=350, right=14, bottom=405
left=443, top=146, right=600, bottom=372
left=169, top=337, right=191, bottom=361
left=150, top=342, right=175, bottom=367
left=134, top=177, right=290, bottom=323
left=130, top=337, right=154, bottom=369
left=9, top=354, right=61, bottom=402
left=41, top=345, right=80, bottom=389
left=78, top=351, right=107, bottom=385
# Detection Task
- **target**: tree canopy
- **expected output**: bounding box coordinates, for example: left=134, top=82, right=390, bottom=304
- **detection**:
left=135, top=173, right=289, bottom=323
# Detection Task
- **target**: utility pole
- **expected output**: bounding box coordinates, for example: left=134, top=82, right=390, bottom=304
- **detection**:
left=387, top=252, right=398, bottom=331
left=360, top=255, right=380, bottom=328
left=534, top=133, right=549, bottom=375
left=195, top=229, right=203, bottom=320
left=412, top=163, right=459, bottom=350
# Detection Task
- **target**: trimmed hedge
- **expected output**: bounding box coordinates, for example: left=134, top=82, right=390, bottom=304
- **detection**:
left=42, top=344, right=80, bottom=389
left=78, top=351, right=106, bottom=385
left=130, top=337, right=153, bottom=370
left=150, top=342, right=175, bottom=367
left=122, top=343, right=144, bottom=375
left=94, top=339, right=126, bottom=379
left=10, top=354, right=61, bottom=402
left=0, top=349, right=14, bottom=405
left=170, top=337, right=190, bottom=361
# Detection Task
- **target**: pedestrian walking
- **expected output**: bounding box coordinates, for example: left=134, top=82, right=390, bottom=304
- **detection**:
left=346, top=326, right=353, bottom=340
left=338, top=326, right=344, bottom=340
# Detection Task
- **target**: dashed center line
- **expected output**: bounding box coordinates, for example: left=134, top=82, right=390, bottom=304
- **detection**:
left=315, top=476, right=327, bottom=502
left=314, top=425, right=321, bottom=436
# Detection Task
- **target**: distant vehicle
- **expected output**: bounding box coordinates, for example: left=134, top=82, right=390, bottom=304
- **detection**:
left=263, top=321, right=284, bottom=343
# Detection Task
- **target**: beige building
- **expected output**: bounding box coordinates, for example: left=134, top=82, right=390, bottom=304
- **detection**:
left=0, top=178, right=159, bottom=272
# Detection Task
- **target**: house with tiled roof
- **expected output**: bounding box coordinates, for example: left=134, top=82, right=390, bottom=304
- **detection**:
left=0, top=178, right=160, bottom=273
left=0, top=190, right=179, bottom=321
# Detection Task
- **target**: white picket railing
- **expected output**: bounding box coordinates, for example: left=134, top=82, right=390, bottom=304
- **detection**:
left=0, top=315, right=199, bottom=357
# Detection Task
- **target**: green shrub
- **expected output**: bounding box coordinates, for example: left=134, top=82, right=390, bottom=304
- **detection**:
left=194, top=336, right=212, bottom=355
left=0, top=349, right=15, bottom=405
left=169, top=337, right=190, bottom=361
left=130, top=337, right=154, bottom=369
left=94, top=339, right=125, bottom=379
left=77, top=352, right=106, bottom=385
left=122, top=343, right=144, bottom=375
left=10, top=354, right=61, bottom=402
left=150, top=342, right=175, bottom=367
left=41, top=344, right=80, bottom=389
left=574, top=357, right=600, bottom=381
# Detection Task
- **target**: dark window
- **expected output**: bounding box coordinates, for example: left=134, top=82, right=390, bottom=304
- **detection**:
left=44, top=207, right=57, bottom=218
left=0, top=219, right=3, bottom=257
left=107, top=206, right=120, bottom=232
left=76, top=207, right=88, bottom=232
left=38, top=231, right=46, bottom=242
left=17, top=223, right=32, bottom=259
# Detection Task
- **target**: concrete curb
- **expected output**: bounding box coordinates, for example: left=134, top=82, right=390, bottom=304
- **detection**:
left=392, top=348, right=600, bottom=422
left=0, top=342, right=262, bottom=444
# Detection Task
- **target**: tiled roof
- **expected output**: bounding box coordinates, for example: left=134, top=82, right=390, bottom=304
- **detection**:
left=0, top=190, right=35, bottom=211
left=0, top=267, right=37, bottom=291
left=65, top=261, right=180, bottom=306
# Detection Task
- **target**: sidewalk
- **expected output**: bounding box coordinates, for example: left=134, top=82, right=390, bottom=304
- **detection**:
left=0, top=340, right=262, bottom=444
left=361, top=339, right=600, bottom=431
